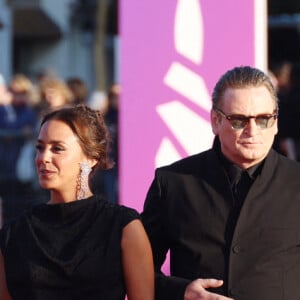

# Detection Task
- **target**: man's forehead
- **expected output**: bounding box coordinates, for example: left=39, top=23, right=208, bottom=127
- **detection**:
left=221, top=87, right=276, bottom=110
left=223, top=86, right=274, bottom=100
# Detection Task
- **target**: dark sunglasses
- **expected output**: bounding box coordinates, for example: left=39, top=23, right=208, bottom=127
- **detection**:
left=214, top=107, right=278, bottom=130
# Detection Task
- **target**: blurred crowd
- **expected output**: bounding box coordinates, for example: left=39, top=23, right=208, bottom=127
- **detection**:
left=2, top=62, right=300, bottom=225
left=0, top=71, right=119, bottom=225
left=270, top=61, right=300, bottom=161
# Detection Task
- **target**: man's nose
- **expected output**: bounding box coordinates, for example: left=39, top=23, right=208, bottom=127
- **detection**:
left=245, top=118, right=259, bottom=134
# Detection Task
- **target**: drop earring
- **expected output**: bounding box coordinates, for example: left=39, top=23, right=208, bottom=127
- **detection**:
left=77, top=162, right=92, bottom=200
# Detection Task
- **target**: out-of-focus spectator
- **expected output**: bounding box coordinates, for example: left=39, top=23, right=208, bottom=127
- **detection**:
left=38, top=77, right=74, bottom=111
left=271, top=61, right=292, bottom=102
left=105, top=83, right=119, bottom=167
left=9, top=74, right=39, bottom=187
left=87, top=90, right=108, bottom=112
left=0, top=74, right=37, bottom=224
left=0, top=74, right=12, bottom=106
left=104, top=84, right=120, bottom=204
left=277, top=62, right=300, bottom=160
left=271, top=62, right=292, bottom=155
left=66, top=77, right=88, bottom=105
left=10, top=74, right=39, bottom=108
left=91, top=84, right=120, bottom=204
left=35, top=68, right=56, bottom=84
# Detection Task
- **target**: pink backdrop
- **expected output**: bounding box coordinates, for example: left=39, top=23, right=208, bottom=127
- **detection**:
left=120, top=0, right=265, bottom=211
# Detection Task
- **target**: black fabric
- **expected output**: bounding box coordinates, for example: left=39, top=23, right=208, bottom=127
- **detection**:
left=142, top=143, right=300, bottom=300
left=217, top=143, right=262, bottom=205
left=223, top=161, right=261, bottom=208
left=233, top=171, right=252, bottom=204
left=216, top=142, right=263, bottom=255
left=0, top=195, right=140, bottom=300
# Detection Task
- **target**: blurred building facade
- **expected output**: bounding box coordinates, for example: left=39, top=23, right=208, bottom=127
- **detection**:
left=0, top=0, right=118, bottom=92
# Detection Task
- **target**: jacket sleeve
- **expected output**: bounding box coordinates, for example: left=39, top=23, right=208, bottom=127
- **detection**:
left=141, top=169, right=190, bottom=300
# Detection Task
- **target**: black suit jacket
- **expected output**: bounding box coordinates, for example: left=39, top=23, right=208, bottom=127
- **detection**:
left=142, top=146, right=300, bottom=300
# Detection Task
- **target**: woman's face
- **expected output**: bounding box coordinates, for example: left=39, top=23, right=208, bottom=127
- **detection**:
left=35, top=119, right=88, bottom=197
left=44, top=88, right=66, bottom=108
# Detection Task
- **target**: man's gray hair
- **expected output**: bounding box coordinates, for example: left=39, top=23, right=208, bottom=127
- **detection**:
left=212, top=66, right=278, bottom=110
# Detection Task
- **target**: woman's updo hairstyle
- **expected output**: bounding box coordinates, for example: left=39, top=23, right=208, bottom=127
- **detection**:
left=40, top=104, right=113, bottom=171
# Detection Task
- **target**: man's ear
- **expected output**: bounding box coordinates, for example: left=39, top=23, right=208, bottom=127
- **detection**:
left=211, top=109, right=219, bottom=135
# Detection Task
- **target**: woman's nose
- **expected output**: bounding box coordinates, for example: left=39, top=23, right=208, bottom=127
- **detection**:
left=36, top=149, right=51, bottom=164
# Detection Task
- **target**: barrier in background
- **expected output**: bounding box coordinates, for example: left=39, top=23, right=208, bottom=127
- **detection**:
left=120, top=0, right=267, bottom=211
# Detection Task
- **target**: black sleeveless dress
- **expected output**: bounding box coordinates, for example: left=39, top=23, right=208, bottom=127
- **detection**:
left=0, top=195, right=140, bottom=300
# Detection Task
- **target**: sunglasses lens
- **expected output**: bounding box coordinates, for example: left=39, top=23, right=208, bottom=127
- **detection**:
left=256, top=116, right=269, bottom=128
left=215, top=107, right=277, bottom=130
left=256, top=115, right=276, bottom=129
left=230, top=117, right=248, bottom=129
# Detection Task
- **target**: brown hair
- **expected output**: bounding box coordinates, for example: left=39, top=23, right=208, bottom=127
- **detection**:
left=40, top=104, right=113, bottom=171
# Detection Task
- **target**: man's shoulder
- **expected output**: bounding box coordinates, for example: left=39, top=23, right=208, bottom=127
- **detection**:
left=274, top=149, right=300, bottom=170
left=265, top=149, right=300, bottom=179
left=156, top=148, right=214, bottom=174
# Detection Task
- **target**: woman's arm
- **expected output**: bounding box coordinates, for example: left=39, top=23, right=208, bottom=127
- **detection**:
left=122, top=219, right=154, bottom=300
left=0, top=250, right=12, bottom=300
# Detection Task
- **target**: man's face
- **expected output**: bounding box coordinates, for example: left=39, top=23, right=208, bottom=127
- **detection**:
left=211, top=86, right=278, bottom=169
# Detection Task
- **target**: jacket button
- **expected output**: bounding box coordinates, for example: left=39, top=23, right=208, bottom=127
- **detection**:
left=232, top=244, right=242, bottom=253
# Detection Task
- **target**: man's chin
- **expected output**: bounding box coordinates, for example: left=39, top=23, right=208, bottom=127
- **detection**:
left=240, top=150, right=265, bottom=163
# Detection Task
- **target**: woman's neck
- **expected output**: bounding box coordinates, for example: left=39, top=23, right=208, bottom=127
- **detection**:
left=49, top=189, right=94, bottom=204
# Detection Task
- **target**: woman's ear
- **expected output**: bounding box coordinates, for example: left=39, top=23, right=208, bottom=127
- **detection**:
left=80, top=159, right=97, bottom=170
left=88, top=159, right=98, bottom=168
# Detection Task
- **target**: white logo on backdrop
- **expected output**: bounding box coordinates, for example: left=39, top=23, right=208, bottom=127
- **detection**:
left=155, top=0, right=214, bottom=167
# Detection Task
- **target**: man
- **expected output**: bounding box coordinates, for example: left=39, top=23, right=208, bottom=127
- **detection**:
left=142, top=66, right=300, bottom=300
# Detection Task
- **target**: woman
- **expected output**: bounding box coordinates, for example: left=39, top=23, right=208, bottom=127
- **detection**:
left=0, top=105, right=154, bottom=300
left=39, top=76, right=74, bottom=109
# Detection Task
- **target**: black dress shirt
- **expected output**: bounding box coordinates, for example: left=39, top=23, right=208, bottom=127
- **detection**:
left=216, top=149, right=264, bottom=278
